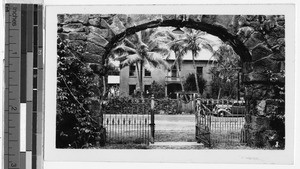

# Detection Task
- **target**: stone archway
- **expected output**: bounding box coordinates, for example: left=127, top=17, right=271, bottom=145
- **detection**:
left=103, top=17, right=252, bottom=63
left=57, top=14, right=284, bottom=86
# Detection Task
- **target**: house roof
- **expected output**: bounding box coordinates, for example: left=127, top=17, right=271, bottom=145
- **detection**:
left=166, top=50, right=216, bottom=61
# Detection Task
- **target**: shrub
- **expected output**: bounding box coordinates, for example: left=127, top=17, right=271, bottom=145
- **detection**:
left=149, top=81, right=165, bottom=98
left=184, top=73, right=207, bottom=94
left=102, top=96, right=180, bottom=115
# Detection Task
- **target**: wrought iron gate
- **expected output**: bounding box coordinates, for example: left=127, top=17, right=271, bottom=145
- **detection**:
left=195, top=99, right=211, bottom=147
left=195, top=98, right=247, bottom=147
left=101, top=97, right=155, bottom=145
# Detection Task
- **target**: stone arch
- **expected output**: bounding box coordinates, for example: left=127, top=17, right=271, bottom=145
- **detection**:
left=104, top=18, right=252, bottom=63
left=57, top=14, right=285, bottom=86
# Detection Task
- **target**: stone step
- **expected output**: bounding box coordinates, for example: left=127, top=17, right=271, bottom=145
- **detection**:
left=149, top=142, right=204, bottom=149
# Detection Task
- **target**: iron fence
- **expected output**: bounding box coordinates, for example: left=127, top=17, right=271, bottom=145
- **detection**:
left=196, top=98, right=247, bottom=147
left=102, top=98, right=152, bottom=145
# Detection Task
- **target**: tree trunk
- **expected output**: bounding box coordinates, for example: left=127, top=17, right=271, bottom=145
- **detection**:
left=135, top=63, right=141, bottom=96
left=176, top=60, right=189, bottom=103
left=192, top=52, right=200, bottom=94
left=139, top=60, right=144, bottom=100
left=174, top=52, right=185, bottom=94
left=102, top=76, right=107, bottom=97
left=176, top=61, right=185, bottom=93
left=217, top=87, right=222, bottom=100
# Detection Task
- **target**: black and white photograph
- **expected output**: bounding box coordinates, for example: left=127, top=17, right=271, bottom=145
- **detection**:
left=0, top=1, right=298, bottom=169
left=42, top=3, right=296, bottom=165
left=56, top=13, right=286, bottom=150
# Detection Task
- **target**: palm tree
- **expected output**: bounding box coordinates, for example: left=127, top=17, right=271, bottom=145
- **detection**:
left=151, top=30, right=187, bottom=96
left=111, top=29, right=170, bottom=99
left=210, top=44, right=240, bottom=99
left=181, top=29, right=215, bottom=94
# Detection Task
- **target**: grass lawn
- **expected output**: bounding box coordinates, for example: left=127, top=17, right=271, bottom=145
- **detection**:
left=155, top=114, right=196, bottom=142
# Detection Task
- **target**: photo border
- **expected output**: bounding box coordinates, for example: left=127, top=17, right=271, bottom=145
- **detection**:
left=44, top=4, right=295, bottom=164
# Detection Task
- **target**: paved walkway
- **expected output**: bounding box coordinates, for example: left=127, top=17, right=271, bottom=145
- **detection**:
left=149, top=142, right=204, bottom=149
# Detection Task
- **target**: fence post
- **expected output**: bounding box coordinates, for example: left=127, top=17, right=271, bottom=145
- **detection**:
left=150, top=94, right=155, bottom=144
left=96, top=100, right=105, bottom=147
left=192, top=93, right=196, bottom=111
left=195, top=97, right=200, bottom=141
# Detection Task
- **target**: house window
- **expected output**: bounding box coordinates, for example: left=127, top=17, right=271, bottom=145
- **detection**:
left=129, top=85, right=136, bottom=95
left=197, top=67, right=203, bottom=77
left=144, top=69, right=151, bottom=77
left=171, top=66, right=177, bottom=77
left=144, top=85, right=151, bottom=95
left=129, top=65, right=135, bottom=77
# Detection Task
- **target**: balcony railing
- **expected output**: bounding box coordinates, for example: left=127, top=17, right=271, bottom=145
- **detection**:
left=165, top=76, right=181, bottom=83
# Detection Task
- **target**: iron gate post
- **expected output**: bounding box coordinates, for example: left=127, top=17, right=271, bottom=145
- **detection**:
left=195, top=97, right=200, bottom=141
left=150, top=95, right=155, bottom=143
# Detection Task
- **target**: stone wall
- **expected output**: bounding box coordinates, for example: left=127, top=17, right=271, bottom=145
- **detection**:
left=57, top=14, right=117, bottom=74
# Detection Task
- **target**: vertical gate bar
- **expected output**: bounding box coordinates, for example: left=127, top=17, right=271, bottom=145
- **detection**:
left=142, top=103, right=144, bottom=143
left=111, top=114, right=113, bottom=143
left=145, top=103, right=146, bottom=143
left=140, top=104, right=142, bottom=142
left=137, top=103, right=139, bottom=141
left=108, top=111, right=110, bottom=142
left=138, top=105, right=140, bottom=142
left=139, top=105, right=141, bottom=142
left=143, top=103, right=146, bottom=144
left=195, top=98, right=198, bottom=140
left=150, top=95, right=155, bottom=143
left=133, top=104, right=135, bottom=140
left=116, top=113, right=118, bottom=142
left=131, top=106, right=133, bottom=140
left=142, top=105, right=144, bottom=144
left=140, top=115, right=142, bottom=143
left=148, top=103, right=150, bottom=144
left=136, top=104, right=138, bottom=141
left=126, top=107, right=128, bottom=142
left=109, top=112, right=111, bottom=142
left=114, top=112, right=117, bottom=142
left=118, top=104, right=120, bottom=142
left=121, top=105, right=122, bottom=142
left=114, top=113, right=116, bottom=142
left=118, top=112, right=120, bottom=142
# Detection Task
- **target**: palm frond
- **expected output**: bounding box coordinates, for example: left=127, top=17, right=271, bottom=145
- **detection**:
left=146, top=52, right=170, bottom=70
left=123, top=38, right=137, bottom=49
left=201, top=43, right=214, bottom=53
left=117, top=54, right=142, bottom=69
left=143, top=60, right=154, bottom=72
left=111, top=44, right=137, bottom=56
left=141, top=29, right=157, bottom=43
left=113, top=54, right=128, bottom=62
left=135, top=31, right=143, bottom=45
left=149, top=43, right=170, bottom=56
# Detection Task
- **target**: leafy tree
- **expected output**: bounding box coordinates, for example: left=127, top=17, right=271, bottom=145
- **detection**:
left=181, top=29, right=215, bottom=94
left=184, top=73, right=207, bottom=94
left=106, top=60, right=120, bottom=75
left=210, top=44, right=241, bottom=99
left=111, top=29, right=170, bottom=99
left=57, top=37, right=103, bottom=148
left=149, top=81, right=165, bottom=99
